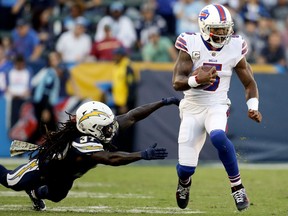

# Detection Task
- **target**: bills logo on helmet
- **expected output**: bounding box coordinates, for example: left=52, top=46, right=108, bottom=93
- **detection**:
left=79, top=110, right=110, bottom=123
left=199, top=9, right=210, bottom=21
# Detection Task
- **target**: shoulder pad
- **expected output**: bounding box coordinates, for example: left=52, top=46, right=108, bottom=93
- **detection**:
left=72, top=135, right=104, bottom=153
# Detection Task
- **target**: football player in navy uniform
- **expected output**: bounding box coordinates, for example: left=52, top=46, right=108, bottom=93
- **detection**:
left=0, top=97, right=179, bottom=211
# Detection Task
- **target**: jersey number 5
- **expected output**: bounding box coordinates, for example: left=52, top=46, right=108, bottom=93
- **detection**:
left=203, top=63, right=222, bottom=91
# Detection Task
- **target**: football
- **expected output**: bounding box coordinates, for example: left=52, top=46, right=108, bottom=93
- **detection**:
left=191, top=65, right=216, bottom=89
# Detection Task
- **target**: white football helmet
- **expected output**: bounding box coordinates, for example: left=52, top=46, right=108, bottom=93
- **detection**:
left=198, top=4, right=234, bottom=48
left=76, top=101, right=118, bottom=143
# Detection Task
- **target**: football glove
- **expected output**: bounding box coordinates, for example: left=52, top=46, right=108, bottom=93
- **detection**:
left=141, top=143, right=168, bottom=160
left=162, top=97, right=180, bottom=106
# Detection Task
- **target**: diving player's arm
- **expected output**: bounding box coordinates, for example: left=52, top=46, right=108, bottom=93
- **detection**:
left=90, top=144, right=168, bottom=166
left=116, top=98, right=179, bottom=130
left=234, top=57, right=262, bottom=123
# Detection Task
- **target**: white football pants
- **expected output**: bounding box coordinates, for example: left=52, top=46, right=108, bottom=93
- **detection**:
left=178, top=99, right=229, bottom=167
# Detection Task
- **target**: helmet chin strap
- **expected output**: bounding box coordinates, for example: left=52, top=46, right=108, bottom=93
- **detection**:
left=208, top=31, right=234, bottom=49
left=208, top=37, right=225, bottom=49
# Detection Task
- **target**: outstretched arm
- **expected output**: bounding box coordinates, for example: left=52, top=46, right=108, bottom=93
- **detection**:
left=234, top=57, right=262, bottom=123
left=115, top=97, right=179, bottom=131
left=91, top=144, right=168, bottom=166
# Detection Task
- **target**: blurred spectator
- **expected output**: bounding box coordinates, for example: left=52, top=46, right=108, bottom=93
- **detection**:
left=63, top=0, right=86, bottom=32
left=256, top=17, right=275, bottom=53
left=30, top=51, right=69, bottom=143
left=271, top=0, right=288, bottom=28
left=257, top=31, right=287, bottom=73
left=95, top=1, right=137, bottom=49
left=240, top=0, right=270, bottom=22
left=56, top=16, right=92, bottom=68
left=84, top=0, right=106, bottom=35
left=223, top=2, right=244, bottom=33
left=11, top=18, right=44, bottom=63
left=261, top=0, right=278, bottom=10
left=0, top=0, right=26, bottom=31
left=32, top=51, right=70, bottom=104
left=90, top=24, right=122, bottom=61
left=217, top=0, right=240, bottom=10
left=173, top=0, right=205, bottom=35
left=31, top=7, right=55, bottom=52
left=141, top=27, right=177, bottom=62
left=112, top=46, right=137, bottom=115
left=29, top=0, right=56, bottom=12
left=6, top=54, right=33, bottom=128
left=0, top=45, right=13, bottom=95
left=134, top=2, right=167, bottom=47
left=0, top=36, right=13, bottom=58
left=237, top=20, right=259, bottom=63
left=111, top=46, right=137, bottom=152
left=153, top=0, right=177, bottom=35
left=281, top=17, right=288, bottom=62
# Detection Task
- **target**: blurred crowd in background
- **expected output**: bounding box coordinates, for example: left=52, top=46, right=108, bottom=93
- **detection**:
left=0, top=0, right=287, bottom=145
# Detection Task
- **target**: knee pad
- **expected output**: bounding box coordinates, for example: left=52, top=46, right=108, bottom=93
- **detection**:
left=210, top=129, right=230, bottom=152
left=176, top=164, right=195, bottom=180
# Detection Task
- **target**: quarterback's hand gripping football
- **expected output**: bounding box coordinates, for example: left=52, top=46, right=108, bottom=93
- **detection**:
left=196, top=66, right=217, bottom=85
left=141, top=143, right=168, bottom=160
left=162, top=97, right=180, bottom=106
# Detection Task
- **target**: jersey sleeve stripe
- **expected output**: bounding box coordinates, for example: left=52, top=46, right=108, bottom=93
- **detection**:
left=177, top=37, right=187, bottom=46
left=241, top=40, right=248, bottom=55
left=175, top=42, right=188, bottom=52
left=242, top=47, right=248, bottom=55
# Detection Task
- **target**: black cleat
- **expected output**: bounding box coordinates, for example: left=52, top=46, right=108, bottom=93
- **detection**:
left=231, top=187, right=250, bottom=211
left=176, top=178, right=191, bottom=209
left=26, top=189, right=46, bottom=211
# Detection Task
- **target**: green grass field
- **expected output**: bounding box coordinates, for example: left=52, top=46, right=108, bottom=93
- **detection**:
left=0, top=162, right=287, bottom=216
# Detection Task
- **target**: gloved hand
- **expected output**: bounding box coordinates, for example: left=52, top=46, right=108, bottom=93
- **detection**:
left=141, top=143, right=168, bottom=160
left=162, top=97, right=180, bottom=106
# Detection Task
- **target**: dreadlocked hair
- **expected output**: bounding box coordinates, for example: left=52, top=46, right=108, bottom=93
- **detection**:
left=35, top=112, right=83, bottom=168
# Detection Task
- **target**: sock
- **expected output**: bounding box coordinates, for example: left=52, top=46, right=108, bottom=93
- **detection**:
left=210, top=129, right=239, bottom=177
left=176, top=163, right=195, bottom=184
left=229, top=173, right=242, bottom=187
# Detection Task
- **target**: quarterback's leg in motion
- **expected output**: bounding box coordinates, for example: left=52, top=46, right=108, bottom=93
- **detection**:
left=207, top=105, right=249, bottom=211
left=176, top=108, right=207, bottom=209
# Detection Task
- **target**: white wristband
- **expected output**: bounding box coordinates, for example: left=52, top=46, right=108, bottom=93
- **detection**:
left=246, top=98, right=259, bottom=111
left=188, top=76, right=200, bottom=88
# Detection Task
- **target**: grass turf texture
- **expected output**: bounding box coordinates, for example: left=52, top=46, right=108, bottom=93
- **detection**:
left=0, top=163, right=287, bottom=216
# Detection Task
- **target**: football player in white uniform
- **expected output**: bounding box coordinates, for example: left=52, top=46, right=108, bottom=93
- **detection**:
left=172, top=4, right=262, bottom=212
left=0, top=97, right=179, bottom=211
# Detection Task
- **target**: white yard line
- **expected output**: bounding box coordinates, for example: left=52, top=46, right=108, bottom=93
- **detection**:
left=0, top=204, right=205, bottom=214
left=0, top=191, right=153, bottom=199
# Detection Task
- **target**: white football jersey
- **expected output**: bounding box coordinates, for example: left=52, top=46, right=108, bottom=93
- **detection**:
left=175, top=32, right=248, bottom=105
